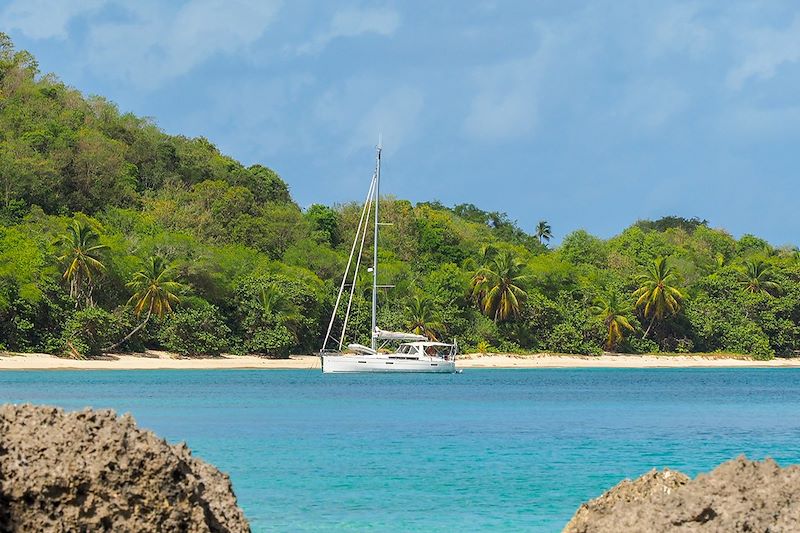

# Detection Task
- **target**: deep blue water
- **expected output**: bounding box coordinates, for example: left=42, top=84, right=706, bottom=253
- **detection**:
left=1, top=369, right=800, bottom=531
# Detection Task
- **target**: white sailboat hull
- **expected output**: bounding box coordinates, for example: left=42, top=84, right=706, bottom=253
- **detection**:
left=322, top=354, right=456, bottom=373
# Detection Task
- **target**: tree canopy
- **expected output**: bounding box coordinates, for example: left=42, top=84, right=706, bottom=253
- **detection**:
left=0, top=35, right=798, bottom=361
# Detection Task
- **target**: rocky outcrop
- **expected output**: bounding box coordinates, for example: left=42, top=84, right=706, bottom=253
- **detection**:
left=0, top=404, right=249, bottom=532
left=565, top=456, right=800, bottom=532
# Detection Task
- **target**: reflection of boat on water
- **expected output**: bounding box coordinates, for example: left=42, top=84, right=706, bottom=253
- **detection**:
left=319, top=142, right=458, bottom=374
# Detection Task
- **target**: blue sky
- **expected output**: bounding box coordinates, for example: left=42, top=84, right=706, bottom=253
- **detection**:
left=2, top=1, right=799, bottom=245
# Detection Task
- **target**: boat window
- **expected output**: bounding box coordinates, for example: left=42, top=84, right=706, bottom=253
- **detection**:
left=424, top=345, right=442, bottom=357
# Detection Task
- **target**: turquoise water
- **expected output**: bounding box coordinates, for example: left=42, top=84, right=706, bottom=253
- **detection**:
left=1, top=369, right=800, bottom=531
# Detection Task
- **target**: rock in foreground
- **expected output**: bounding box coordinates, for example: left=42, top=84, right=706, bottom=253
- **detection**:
left=0, top=404, right=249, bottom=532
left=565, top=456, right=800, bottom=532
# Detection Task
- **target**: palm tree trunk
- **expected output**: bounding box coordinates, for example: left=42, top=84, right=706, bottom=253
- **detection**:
left=642, top=315, right=656, bottom=339
left=105, top=310, right=151, bottom=352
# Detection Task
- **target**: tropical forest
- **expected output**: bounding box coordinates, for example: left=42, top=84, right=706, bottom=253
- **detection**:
left=1, top=34, right=798, bottom=360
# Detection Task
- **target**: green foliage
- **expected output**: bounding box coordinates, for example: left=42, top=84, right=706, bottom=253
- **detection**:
left=0, top=34, right=797, bottom=360
left=720, top=322, right=773, bottom=360
left=635, top=216, right=708, bottom=233
left=230, top=204, right=307, bottom=259
left=240, top=164, right=291, bottom=204
left=61, top=307, right=120, bottom=357
left=560, top=230, right=607, bottom=267
left=633, top=257, right=685, bottom=336
left=244, top=325, right=295, bottom=358
left=471, top=251, right=528, bottom=322
left=738, top=259, right=780, bottom=295
left=621, top=336, right=660, bottom=354
left=127, top=256, right=184, bottom=317
left=405, top=295, right=444, bottom=340
left=305, top=204, right=340, bottom=246
left=535, top=220, right=552, bottom=245
left=158, top=304, right=231, bottom=356
left=737, top=234, right=771, bottom=257
left=233, top=274, right=322, bottom=355
left=591, top=290, right=634, bottom=350
left=415, top=206, right=467, bottom=266
left=498, top=291, right=554, bottom=349
left=544, top=322, right=602, bottom=355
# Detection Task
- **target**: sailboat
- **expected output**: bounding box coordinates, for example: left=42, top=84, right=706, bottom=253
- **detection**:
left=319, top=142, right=458, bottom=373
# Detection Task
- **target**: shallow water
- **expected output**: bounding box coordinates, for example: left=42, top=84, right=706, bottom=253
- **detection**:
left=1, top=369, right=799, bottom=531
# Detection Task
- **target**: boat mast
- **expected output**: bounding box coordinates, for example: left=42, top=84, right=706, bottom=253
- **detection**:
left=371, top=138, right=381, bottom=350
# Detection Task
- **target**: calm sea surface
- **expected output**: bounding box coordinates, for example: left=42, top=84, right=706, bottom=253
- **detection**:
left=1, top=369, right=800, bottom=531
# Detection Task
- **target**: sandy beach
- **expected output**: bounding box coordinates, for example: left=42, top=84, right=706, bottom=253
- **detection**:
left=1, top=351, right=800, bottom=370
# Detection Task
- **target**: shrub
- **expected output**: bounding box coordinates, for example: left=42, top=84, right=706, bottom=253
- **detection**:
left=61, top=307, right=121, bottom=357
left=621, top=336, right=660, bottom=354
left=243, top=324, right=295, bottom=358
left=232, top=274, right=323, bottom=353
left=158, top=305, right=231, bottom=356
left=544, top=322, right=602, bottom=355
left=660, top=336, right=695, bottom=353
left=721, top=322, right=774, bottom=360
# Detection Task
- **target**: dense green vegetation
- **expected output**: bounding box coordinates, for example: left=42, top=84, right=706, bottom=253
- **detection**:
left=1, top=35, right=799, bottom=360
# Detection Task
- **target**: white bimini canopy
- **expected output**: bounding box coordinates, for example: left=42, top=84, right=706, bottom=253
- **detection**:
left=372, top=327, right=427, bottom=342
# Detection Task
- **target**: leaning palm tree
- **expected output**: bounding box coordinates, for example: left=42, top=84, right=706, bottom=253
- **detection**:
left=471, top=251, right=528, bottom=322
left=591, top=291, right=634, bottom=351
left=57, top=219, right=108, bottom=308
left=633, top=257, right=684, bottom=338
left=535, top=220, right=552, bottom=245
left=739, top=259, right=780, bottom=295
left=405, top=295, right=444, bottom=341
left=106, top=256, right=184, bottom=351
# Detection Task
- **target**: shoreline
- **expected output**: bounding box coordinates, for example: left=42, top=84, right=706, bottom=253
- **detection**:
left=1, top=351, right=800, bottom=370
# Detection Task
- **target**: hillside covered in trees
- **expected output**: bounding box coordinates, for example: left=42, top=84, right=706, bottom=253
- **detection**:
left=1, top=35, right=799, bottom=360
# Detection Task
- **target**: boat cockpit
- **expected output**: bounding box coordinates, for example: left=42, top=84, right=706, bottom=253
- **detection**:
left=393, top=342, right=457, bottom=361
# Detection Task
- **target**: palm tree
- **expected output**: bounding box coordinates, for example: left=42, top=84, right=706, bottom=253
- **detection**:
left=259, top=284, right=302, bottom=335
left=591, top=291, right=634, bottom=351
left=739, top=259, right=780, bottom=295
left=405, top=295, right=444, bottom=341
left=478, top=244, right=498, bottom=262
left=106, top=256, right=184, bottom=351
left=57, top=219, right=108, bottom=308
left=468, top=244, right=498, bottom=301
left=535, top=220, right=552, bottom=245
left=471, top=251, right=528, bottom=322
left=633, top=257, right=684, bottom=338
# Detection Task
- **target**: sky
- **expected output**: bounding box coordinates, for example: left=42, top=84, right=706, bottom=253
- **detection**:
left=1, top=0, right=799, bottom=245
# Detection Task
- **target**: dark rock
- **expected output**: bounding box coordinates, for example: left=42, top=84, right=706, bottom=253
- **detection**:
left=0, top=403, right=249, bottom=532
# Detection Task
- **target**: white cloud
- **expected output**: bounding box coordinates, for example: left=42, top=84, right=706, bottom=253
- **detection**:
left=719, top=104, right=800, bottom=140
left=83, top=0, right=282, bottom=89
left=646, top=3, right=711, bottom=59
left=312, top=78, right=424, bottom=156
left=614, top=79, right=690, bottom=131
left=295, top=6, right=400, bottom=55
left=463, top=56, right=539, bottom=142
left=727, top=15, right=800, bottom=89
left=462, top=24, right=557, bottom=142
left=347, top=86, right=424, bottom=156
left=187, top=73, right=315, bottom=158
left=0, top=0, right=106, bottom=40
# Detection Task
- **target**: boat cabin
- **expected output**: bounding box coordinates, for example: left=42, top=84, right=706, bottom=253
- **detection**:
left=393, top=342, right=456, bottom=361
